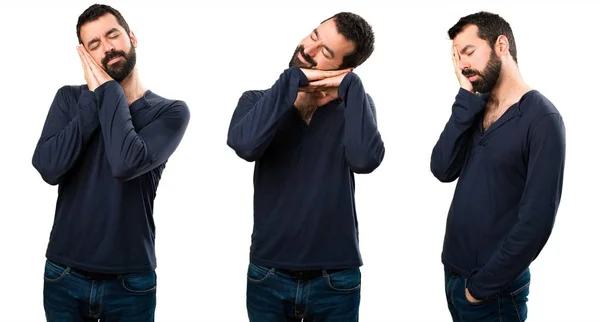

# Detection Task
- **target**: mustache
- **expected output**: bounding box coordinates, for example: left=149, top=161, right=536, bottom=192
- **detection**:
left=462, top=68, right=481, bottom=77
left=101, top=50, right=127, bottom=66
left=298, top=46, right=316, bottom=66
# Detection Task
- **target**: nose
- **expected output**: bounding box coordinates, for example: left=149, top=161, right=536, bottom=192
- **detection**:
left=458, top=58, right=469, bottom=70
left=303, top=42, right=320, bottom=57
left=101, top=41, right=114, bottom=54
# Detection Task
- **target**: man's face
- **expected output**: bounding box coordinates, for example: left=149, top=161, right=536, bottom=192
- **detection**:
left=79, top=13, right=137, bottom=82
left=453, top=24, right=502, bottom=93
left=289, top=18, right=356, bottom=70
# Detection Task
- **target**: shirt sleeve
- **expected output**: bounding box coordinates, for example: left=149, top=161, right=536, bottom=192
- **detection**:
left=338, top=72, right=385, bottom=173
left=467, top=113, right=566, bottom=299
left=32, top=86, right=100, bottom=185
left=94, top=81, right=190, bottom=181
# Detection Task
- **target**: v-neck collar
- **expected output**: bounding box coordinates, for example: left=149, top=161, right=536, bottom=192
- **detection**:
left=479, top=90, right=537, bottom=137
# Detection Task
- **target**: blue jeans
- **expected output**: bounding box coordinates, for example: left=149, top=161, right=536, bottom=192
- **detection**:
left=246, top=262, right=361, bottom=321
left=43, top=259, right=156, bottom=322
left=444, top=267, right=530, bottom=321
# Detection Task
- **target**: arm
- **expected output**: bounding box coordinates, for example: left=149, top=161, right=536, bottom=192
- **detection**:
left=94, top=81, right=190, bottom=181
left=467, top=113, right=566, bottom=299
left=338, top=72, right=385, bottom=173
left=227, top=67, right=309, bottom=161
left=32, top=86, right=100, bottom=185
left=430, top=88, right=486, bottom=182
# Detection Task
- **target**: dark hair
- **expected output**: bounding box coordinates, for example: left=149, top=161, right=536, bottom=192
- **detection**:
left=76, top=4, right=131, bottom=44
left=322, top=12, right=375, bottom=69
left=448, top=11, right=517, bottom=63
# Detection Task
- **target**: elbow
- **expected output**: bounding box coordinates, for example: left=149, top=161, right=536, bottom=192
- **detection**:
left=32, top=158, right=62, bottom=186
left=226, top=137, right=260, bottom=162
left=39, top=173, right=62, bottom=186
left=430, top=165, right=458, bottom=183
left=110, top=165, right=138, bottom=181
left=347, top=148, right=385, bottom=174
left=430, top=156, right=459, bottom=182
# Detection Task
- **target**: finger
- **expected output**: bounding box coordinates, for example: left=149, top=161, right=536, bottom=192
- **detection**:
left=453, top=46, right=461, bottom=66
left=323, top=68, right=352, bottom=77
left=308, top=80, right=327, bottom=87
left=77, top=46, right=87, bottom=68
left=79, top=47, right=99, bottom=84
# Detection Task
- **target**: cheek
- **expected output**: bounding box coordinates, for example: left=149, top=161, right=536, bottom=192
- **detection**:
left=314, top=55, right=338, bottom=70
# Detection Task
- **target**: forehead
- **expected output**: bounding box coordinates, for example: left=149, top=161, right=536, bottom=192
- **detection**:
left=80, top=13, right=124, bottom=41
left=315, top=19, right=355, bottom=55
left=452, top=24, right=485, bottom=47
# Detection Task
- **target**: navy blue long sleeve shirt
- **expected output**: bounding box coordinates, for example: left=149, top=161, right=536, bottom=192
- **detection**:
left=431, top=88, right=565, bottom=299
left=227, top=67, right=384, bottom=270
left=32, top=80, right=189, bottom=274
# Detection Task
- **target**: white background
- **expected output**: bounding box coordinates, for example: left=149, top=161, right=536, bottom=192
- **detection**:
left=0, top=0, right=598, bottom=321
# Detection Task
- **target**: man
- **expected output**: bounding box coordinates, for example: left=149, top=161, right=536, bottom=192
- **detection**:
left=32, top=4, right=189, bottom=321
left=227, top=12, right=384, bottom=322
left=431, top=11, right=566, bottom=321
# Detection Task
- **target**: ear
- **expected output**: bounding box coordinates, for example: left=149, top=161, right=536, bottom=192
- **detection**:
left=129, top=31, right=138, bottom=48
left=495, top=35, right=509, bottom=57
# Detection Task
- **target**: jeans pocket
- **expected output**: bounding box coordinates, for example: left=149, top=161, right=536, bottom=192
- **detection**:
left=119, top=271, right=157, bottom=295
left=247, top=263, right=273, bottom=283
left=325, top=268, right=361, bottom=293
left=43, top=260, right=69, bottom=283
left=463, top=278, right=492, bottom=306
left=510, top=280, right=530, bottom=321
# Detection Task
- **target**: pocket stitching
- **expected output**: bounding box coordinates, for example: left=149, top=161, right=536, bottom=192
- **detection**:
left=247, top=263, right=273, bottom=283
left=510, top=281, right=530, bottom=296
left=510, top=281, right=529, bottom=322
left=325, top=269, right=361, bottom=293
left=119, top=273, right=157, bottom=294
left=43, top=261, right=69, bottom=283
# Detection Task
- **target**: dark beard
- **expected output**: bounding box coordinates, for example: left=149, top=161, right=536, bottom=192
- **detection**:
left=101, top=45, right=136, bottom=82
left=289, top=45, right=316, bottom=68
left=462, top=50, right=502, bottom=93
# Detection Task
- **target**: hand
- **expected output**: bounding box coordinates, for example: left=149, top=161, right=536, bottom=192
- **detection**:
left=294, top=87, right=338, bottom=109
left=452, top=45, right=473, bottom=93
left=303, top=72, right=348, bottom=92
left=299, top=68, right=353, bottom=82
left=465, top=288, right=482, bottom=304
left=312, top=87, right=339, bottom=107
left=77, top=45, right=113, bottom=91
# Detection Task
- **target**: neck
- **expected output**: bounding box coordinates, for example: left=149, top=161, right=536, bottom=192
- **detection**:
left=119, top=68, right=147, bottom=105
left=488, top=60, right=531, bottom=106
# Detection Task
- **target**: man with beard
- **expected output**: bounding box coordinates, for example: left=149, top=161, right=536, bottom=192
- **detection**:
left=32, top=4, right=189, bottom=321
left=430, top=11, right=566, bottom=321
left=227, top=12, right=384, bottom=322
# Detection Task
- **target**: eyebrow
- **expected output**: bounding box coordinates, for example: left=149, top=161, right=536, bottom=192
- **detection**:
left=313, top=29, right=335, bottom=59
left=460, top=45, right=475, bottom=55
left=86, top=28, right=120, bottom=48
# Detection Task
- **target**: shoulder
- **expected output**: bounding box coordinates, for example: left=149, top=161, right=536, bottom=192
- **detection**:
left=145, top=91, right=190, bottom=120
left=520, top=90, right=561, bottom=116
left=519, top=90, right=562, bottom=126
left=240, top=89, right=268, bottom=101
left=54, top=84, right=89, bottom=99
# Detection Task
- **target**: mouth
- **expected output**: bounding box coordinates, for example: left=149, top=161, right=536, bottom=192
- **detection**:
left=467, top=75, right=479, bottom=82
left=297, top=51, right=308, bottom=64
left=107, top=56, right=123, bottom=65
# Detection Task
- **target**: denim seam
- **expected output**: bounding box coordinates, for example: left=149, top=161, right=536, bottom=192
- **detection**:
left=325, top=270, right=361, bottom=292
left=44, top=264, right=70, bottom=283
left=119, top=273, right=157, bottom=294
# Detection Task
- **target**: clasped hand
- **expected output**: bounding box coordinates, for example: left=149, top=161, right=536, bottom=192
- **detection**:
left=77, top=45, right=113, bottom=91
left=297, top=68, right=353, bottom=106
